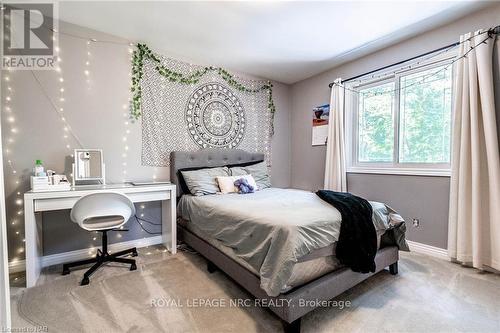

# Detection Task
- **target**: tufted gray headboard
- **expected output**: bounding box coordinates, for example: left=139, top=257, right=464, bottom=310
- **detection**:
left=170, top=149, right=265, bottom=197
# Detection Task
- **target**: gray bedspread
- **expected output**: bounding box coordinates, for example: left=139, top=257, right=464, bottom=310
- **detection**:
left=178, top=188, right=407, bottom=296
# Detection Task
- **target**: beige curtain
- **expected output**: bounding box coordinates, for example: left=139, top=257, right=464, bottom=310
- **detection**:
left=324, top=78, right=347, bottom=191
left=448, top=30, right=500, bottom=270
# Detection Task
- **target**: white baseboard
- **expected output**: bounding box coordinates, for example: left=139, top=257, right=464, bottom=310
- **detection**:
left=9, top=236, right=163, bottom=274
left=406, top=240, right=449, bottom=260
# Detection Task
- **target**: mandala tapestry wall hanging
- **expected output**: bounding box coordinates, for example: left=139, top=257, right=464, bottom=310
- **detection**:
left=186, top=82, right=246, bottom=149
left=134, top=44, right=274, bottom=166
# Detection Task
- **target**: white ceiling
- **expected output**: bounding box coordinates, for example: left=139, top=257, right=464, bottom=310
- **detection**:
left=58, top=1, right=490, bottom=84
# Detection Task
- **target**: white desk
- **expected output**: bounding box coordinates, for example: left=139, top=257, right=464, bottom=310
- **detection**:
left=24, top=183, right=176, bottom=288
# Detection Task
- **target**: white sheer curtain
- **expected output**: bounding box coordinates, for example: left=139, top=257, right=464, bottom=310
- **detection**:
left=448, top=30, right=500, bottom=270
left=324, top=78, right=347, bottom=191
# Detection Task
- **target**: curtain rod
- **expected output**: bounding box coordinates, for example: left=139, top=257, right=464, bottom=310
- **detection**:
left=328, top=25, right=500, bottom=88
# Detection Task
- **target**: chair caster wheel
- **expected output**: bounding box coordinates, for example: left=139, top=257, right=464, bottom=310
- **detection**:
left=62, top=268, right=70, bottom=275
left=81, top=277, right=90, bottom=286
left=130, top=263, right=137, bottom=271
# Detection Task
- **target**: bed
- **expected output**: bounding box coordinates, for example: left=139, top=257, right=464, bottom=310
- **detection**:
left=170, top=149, right=404, bottom=332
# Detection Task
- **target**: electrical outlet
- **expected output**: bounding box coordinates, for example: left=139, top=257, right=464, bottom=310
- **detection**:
left=412, top=218, right=420, bottom=228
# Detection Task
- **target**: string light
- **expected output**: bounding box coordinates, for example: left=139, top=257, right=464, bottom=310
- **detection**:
left=54, top=44, right=73, bottom=153
left=84, top=40, right=92, bottom=86
left=331, top=29, right=497, bottom=91
left=2, top=72, right=24, bottom=247
left=5, top=37, right=87, bottom=260
left=121, top=46, right=132, bottom=182
left=121, top=103, right=130, bottom=182
left=6, top=159, right=16, bottom=174
left=251, top=80, right=258, bottom=150
left=3, top=25, right=149, bottom=262
left=332, top=34, right=493, bottom=96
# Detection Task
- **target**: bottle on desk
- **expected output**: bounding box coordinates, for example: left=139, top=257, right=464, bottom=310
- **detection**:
left=33, top=159, right=46, bottom=176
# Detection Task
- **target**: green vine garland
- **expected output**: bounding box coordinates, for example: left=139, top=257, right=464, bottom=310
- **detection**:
left=131, top=43, right=276, bottom=134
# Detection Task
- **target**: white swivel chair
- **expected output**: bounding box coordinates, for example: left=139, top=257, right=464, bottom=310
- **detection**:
left=62, top=192, right=138, bottom=285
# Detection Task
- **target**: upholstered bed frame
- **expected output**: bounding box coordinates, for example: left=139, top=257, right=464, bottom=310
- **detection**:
left=170, top=149, right=399, bottom=333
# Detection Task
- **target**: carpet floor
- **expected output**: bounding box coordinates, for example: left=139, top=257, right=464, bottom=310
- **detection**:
left=9, top=245, right=500, bottom=333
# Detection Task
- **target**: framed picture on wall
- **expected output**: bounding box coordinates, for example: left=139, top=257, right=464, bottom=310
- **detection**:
left=312, top=104, right=329, bottom=146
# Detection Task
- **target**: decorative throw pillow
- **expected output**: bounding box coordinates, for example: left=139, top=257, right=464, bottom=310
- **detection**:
left=216, top=174, right=258, bottom=194
left=180, top=167, right=230, bottom=196
left=229, top=161, right=271, bottom=190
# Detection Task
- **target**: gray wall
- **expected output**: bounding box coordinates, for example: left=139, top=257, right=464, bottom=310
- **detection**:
left=347, top=174, right=450, bottom=248
left=290, top=4, right=500, bottom=249
left=1, top=21, right=292, bottom=261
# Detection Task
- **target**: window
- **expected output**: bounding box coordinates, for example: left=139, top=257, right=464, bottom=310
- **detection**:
left=348, top=61, right=453, bottom=176
left=358, top=81, right=395, bottom=163
left=399, top=66, right=452, bottom=164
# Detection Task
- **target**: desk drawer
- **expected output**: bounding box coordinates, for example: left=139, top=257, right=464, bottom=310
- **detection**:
left=35, top=197, right=79, bottom=211
left=128, top=191, right=170, bottom=203
left=34, top=191, right=171, bottom=212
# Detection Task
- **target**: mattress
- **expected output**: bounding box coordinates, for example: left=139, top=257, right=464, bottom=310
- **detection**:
left=178, top=218, right=342, bottom=292
left=177, top=188, right=400, bottom=295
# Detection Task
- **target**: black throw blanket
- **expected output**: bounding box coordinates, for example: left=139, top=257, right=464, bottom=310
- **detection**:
left=316, top=190, right=377, bottom=273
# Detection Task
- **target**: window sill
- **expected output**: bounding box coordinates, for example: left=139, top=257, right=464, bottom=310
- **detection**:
left=346, top=167, right=451, bottom=177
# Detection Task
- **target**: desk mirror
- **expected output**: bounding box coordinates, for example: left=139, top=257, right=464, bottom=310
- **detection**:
left=73, top=149, right=105, bottom=185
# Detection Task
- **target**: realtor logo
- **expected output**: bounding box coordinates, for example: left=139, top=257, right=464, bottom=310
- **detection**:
left=2, top=2, right=57, bottom=69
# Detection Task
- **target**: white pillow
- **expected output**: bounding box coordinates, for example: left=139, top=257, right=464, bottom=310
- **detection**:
left=216, top=174, right=258, bottom=194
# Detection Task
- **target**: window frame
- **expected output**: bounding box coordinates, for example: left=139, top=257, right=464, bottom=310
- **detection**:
left=346, top=55, right=455, bottom=177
